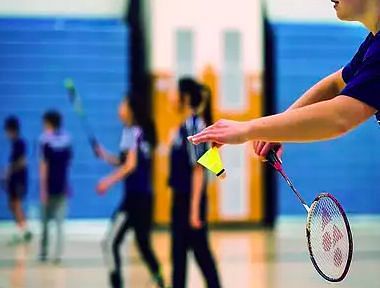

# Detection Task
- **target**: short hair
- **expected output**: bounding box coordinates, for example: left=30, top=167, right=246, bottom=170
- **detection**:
left=43, top=110, right=62, bottom=129
left=4, top=116, right=20, bottom=133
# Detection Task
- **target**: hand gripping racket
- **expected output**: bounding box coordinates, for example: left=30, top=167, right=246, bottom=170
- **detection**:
left=266, top=149, right=353, bottom=282
left=64, top=78, right=100, bottom=157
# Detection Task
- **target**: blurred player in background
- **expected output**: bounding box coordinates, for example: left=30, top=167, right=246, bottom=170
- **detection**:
left=2, top=116, right=32, bottom=245
left=168, top=78, right=222, bottom=288
left=96, top=96, right=165, bottom=288
left=190, top=0, right=380, bottom=159
left=39, top=110, right=72, bottom=263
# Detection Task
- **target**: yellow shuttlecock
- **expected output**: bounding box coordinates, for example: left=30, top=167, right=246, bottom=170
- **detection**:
left=197, top=147, right=226, bottom=179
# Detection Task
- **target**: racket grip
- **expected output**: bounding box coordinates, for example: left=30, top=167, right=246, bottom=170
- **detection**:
left=266, top=149, right=282, bottom=170
left=89, top=137, right=101, bottom=158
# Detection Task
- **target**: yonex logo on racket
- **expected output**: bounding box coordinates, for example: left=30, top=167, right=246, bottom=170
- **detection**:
left=321, top=216, right=345, bottom=267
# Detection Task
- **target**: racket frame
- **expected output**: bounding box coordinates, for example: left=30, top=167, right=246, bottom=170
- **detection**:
left=306, top=192, right=354, bottom=282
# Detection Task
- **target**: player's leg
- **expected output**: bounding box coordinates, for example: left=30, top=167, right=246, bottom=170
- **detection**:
left=12, top=183, right=32, bottom=242
left=171, top=194, right=189, bottom=288
left=102, top=210, right=130, bottom=288
left=53, top=195, right=67, bottom=263
left=6, top=183, right=25, bottom=244
left=13, top=198, right=26, bottom=229
left=40, top=198, right=52, bottom=261
left=132, top=195, right=165, bottom=287
left=191, top=195, right=221, bottom=287
left=190, top=227, right=221, bottom=288
left=6, top=196, right=23, bottom=244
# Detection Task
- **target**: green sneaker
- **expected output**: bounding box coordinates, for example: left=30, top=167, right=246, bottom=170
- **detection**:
left=23, top=231, right=33, bottom=243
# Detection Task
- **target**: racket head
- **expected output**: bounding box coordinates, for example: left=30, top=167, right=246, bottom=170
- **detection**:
left=306, top=193, right=353, bottom=282
left=64, top=78, right=84, bottom=115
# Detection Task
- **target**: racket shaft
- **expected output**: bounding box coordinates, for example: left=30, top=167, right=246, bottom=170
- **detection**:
left=65, top=85, right=99, bottom=157
left=278, top=170, right=310, bottom=212
left=80, top=118, right=100, bottom=156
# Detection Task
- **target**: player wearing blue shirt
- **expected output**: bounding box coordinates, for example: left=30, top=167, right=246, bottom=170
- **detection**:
left=3, top=116, right=32, bottom=244
left=39, top=110, right=72, bottom=263
left=169, top=78, right=221, bottom=288
left=189, top=0, right=380, bottom=160
left=96, top=97, right=165, bottom=288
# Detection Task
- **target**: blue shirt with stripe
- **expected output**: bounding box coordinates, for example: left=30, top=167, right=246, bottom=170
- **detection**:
left=39, top=130, right=72, bottom=196
left=119, top=126, right=153, bottom=195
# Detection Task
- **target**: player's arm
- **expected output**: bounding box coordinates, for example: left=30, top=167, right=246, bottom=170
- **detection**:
left=9, top=157, right=26, bottom=173
left=8, top=141, right=27, bottom=174
left=190, top=95, right=376, bottom=144
left=96, top=146, right=120, bottom=166
left=253, top=69, right=346, bottom=157
left=96, top=149, right=137, bottom=194
left=39, top=159, right=48, bottom=204
left=190, top=164, right=204, bottom=229
left=5, top=158, right=26, bottom=178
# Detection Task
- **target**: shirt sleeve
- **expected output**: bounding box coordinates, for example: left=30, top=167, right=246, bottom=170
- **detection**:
left=120, top=127, right=138, bottom=152
left=186, top=117, right=208, bottom=167
left=342, top=33, right=373, bottom=84
left=340, top=58, right=380, bottom=111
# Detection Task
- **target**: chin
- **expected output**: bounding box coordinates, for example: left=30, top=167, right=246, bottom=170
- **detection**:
left=335, top=10, right=355, bottom=21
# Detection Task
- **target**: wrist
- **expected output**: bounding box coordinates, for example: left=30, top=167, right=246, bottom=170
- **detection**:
left=243, top=120, right=256, bottom=142
left=105, top=177, right=114, bottom=188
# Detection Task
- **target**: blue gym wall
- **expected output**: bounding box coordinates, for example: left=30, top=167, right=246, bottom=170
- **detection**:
left=1, top=19, right=379, bottom=219
left=0, top=18, right=128, bottom=219
left=274, top=23, right=380, bottom=215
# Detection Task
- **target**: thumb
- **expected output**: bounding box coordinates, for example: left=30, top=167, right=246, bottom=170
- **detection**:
left=212, top=142, right=223, bottom=149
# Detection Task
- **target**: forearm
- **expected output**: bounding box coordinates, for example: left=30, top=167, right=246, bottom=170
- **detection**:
left=247, top=96, right=369, bottom=143
left=287, top=70, right=344, bottom=111
left=104, top=165, right=134, bottom=188
left=191, top=166, right=204, bottom=218
left=103, top=152, right=120, bottom=166
left=39, top=162, right=47, bottom=198
left=10, top=158, right=26, bottom=173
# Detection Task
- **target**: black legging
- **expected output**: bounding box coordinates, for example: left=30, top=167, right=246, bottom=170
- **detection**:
left=171, top=192, right=221, bottom=288
left=103, top=194, right=162, bottom=288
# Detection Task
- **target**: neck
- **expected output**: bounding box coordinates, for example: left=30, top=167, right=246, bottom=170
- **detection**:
left=360, top=2, right=380, bottom=35
left=182, top=106, right=195, bottom=118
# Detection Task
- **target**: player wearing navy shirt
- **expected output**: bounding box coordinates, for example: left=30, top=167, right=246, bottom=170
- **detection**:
left=3, top=116, right=32, bottom=244
left=169, top=78, right=221, bottom=288
left=96, top=97, right=165, bottom=288
left=190, top=0, right=380, bottom=160
left=39, top=110, right=72, bottom=263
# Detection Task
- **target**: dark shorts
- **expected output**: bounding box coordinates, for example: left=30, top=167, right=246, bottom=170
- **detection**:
left=7, top=180, right=27, bottom=201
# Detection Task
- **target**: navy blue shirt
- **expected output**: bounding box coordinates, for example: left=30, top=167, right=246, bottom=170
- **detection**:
left=39, top=131, right=72, bottom=195
left=169, top=115, right=208, bottom=195
left=120, top=126, right=153, bottom=195
left=9, top=138, right=27, bottom=187
left=341, top=32, right=380, bottom=119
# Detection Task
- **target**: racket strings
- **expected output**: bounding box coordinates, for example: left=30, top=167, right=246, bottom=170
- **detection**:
left=307, top=196, right=351, bottom=280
